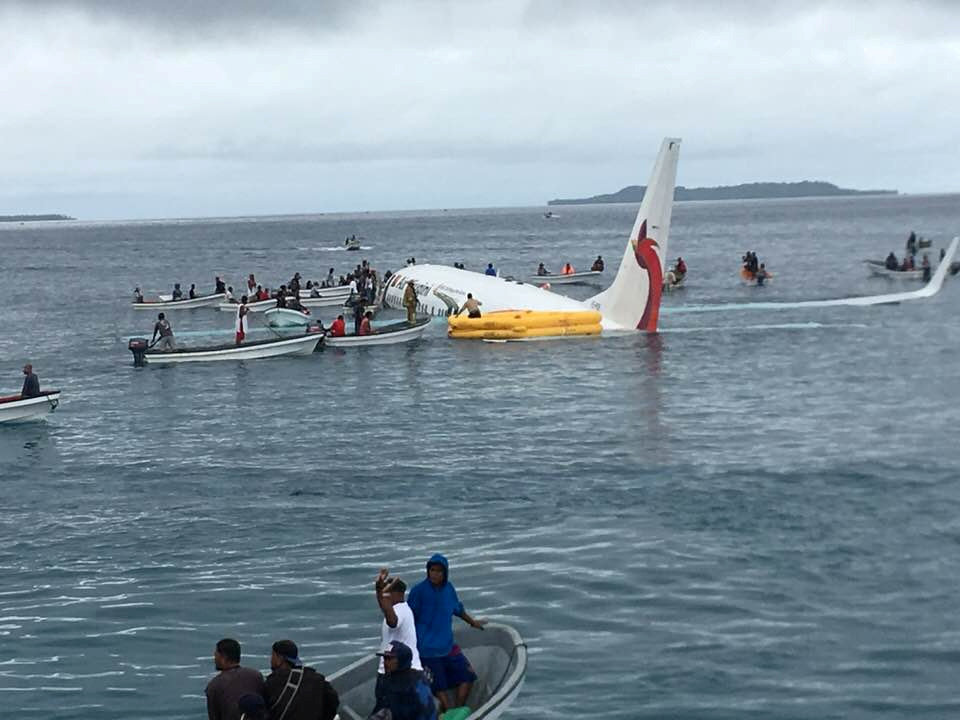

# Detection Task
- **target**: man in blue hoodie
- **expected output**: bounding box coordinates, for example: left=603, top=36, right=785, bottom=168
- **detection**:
left=406, top=554, right=486, bottom=713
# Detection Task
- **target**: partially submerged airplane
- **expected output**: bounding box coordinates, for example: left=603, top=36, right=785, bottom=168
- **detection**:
left=382, top=137, right=683, bottom=332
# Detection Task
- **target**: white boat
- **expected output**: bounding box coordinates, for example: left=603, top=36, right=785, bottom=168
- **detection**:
left=133, top=293, right=225, bottom=310
left=345, top=237, right=362, bottom=251
left=302, top=295, right=351, bottom=309
left=324, top=318, right=431, bottom=348
left=264, top=307, right=312, bottom=328
left=864, top=260, right=926, bottom=280
left=130, top=333, right=322, bottom=365
left=217, top=298, right=277, bottom=313
left=0, top=390, right=61, bottom=423
left=328, top=623, right=526, bottom=720
left=528, top=270, right=603, bottom=285
left=302, top=286, right=352, bottom=299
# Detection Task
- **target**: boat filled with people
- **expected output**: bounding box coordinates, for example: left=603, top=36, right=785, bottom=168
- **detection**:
left=328, top=623, right=527, bottom=720
left=133, top=292, right=225, bottom=310
left=324, top=318, right=431, bottom=348
left=0, top=389, right=61, bottom=423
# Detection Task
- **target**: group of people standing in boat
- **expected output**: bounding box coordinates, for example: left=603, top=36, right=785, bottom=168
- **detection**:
left=741, top=251, right=771, bottom=285
left=883, top=231, right=936, bottom=281
left=203, top=553, right=485, bottom=720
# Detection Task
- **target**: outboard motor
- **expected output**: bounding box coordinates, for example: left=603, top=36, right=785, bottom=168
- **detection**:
left=128, top=338, right=148, bottom=367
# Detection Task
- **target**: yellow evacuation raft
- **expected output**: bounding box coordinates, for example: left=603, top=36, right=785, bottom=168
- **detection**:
left=448, top=310, right=602, bottom=340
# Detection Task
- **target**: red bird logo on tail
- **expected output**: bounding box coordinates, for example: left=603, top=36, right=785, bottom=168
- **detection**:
left=633, top=220, right=662, bottom=331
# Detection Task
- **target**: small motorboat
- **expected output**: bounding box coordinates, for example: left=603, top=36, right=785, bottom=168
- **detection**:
left=217, top=298, right=279, bottom=313
left=133, top=293, right=225, bottom=310
left=324, top=318, right=431, bottom=348
left=0, top=390, right=61, bottom=423
left=345, top=236, right=361, bottom=251
left=863, top=260, right=926, bottom=280
left=527, top=270, right=603, bottom=285
left=265, top=307, right=311, bottom=328
left=301, top=294, right=351, bottom=309
left=740, top=268, right=773, bottom=285
left=128, top=332, right=322, bottom=365
left=543, top=210, right=556, bottom=219
left=328, top=623, right=526, bottom=720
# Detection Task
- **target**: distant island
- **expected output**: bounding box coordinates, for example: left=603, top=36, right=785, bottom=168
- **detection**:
left=548, top=181, right=897, bottom=205
left=0, top=214, right=75, bottom=222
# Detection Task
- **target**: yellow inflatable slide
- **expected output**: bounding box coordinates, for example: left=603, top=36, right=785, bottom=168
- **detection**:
left=448, top=310, right=602, bottom=340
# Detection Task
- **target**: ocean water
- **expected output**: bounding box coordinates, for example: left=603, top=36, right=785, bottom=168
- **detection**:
left=1, top=194, right=959, bottom=719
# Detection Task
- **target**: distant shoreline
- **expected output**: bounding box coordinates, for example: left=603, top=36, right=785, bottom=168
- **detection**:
left=0, top=214, right=75, bottom=222
left=548, top=181, right=897, bottom=206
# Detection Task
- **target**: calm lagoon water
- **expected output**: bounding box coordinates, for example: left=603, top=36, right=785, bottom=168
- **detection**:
left=2, top=194, right=960, bottom=719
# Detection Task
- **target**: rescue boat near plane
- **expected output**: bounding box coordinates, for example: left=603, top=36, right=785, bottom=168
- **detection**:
left=381, top=137, right=683, bottom=332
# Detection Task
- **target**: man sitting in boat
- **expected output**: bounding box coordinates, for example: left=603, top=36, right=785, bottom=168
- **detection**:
left=215, top=276, right=226, bottom=294
left=675, top=257, right=687, bottom=278
left=455, top=293, right=482, bottom=319
left=329, top=315, right=346, bottom=337
left=371, top=641, right=436, bottom=720
left=756, top=263, right=770, bottom=286
left=264, top=639, right=339, bottom=720
left=359, top=311, right=374, bottom=335
left=484, top=263, right=497, bottom=276
left=536, top=262, right=550, bottom=276
left=189, top=283, right=198, bottom=299
left=885, top=252, right=898, bottom=270
left=151, top=313, right=175, bottom=351
left=257, top=285, right=269, bottom=301
left=21, top=364, right=40, bottom=398
left=591, top=256, right=604, bottom=272
left=134, top=287, right=144, bottom=304
left=225, top=286, right=237, bottom=303
left=171, top=283, right=183, bottom=301
left=561, top=262, right=575, bottom=275
left=408, top=554, right=486, bottom=715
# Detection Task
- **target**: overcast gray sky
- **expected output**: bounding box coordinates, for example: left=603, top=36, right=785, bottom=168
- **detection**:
left=2, top=1, right=958, bottom=219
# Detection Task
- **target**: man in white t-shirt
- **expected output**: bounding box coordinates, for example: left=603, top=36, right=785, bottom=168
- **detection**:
left=375, top=570, right=422, bottom=675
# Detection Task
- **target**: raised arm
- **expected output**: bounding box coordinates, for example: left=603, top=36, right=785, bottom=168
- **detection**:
left=374, top=569, right=399, bottom=628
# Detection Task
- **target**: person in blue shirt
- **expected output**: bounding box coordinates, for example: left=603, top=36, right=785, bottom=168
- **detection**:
left=484, top=263, right=497, bottom=276
left=371, top=641, right=436, bottom=720
left=406, top=554, right=486, bottom=713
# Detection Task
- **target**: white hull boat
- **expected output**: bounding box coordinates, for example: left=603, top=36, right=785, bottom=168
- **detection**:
left=328, top=623, right=526, bottom=720
left=528, top=270, right=603, bottom=285
left=265, top=308, right=312, bottom=328
left=131, top=333, right=322, bottom=364
left=325, top=318, right=430, bottom=348
left=0, top=391, right=61, bottom=423
left=302, top=295, right=350, bottom=309
left=864, top=260, right=926, bottom=280
left=134, top=293, right=225, bottom=310
left=301, top=286, right=352, bottom=299
left=217, top=298, right=276, bottom=313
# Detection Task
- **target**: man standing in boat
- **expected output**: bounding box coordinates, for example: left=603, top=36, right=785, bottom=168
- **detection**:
left=205, top=638, right=265, bottom=720
left=374, top=571, right=422, bottom=689
left=263, top=639, right=338, bottom=720
left=151, top=312, right=175, bottom=351
left=236, top=297, right=249, bottom=345
left=407, top=554, right=486, bottom=714
left=403, top=281, right=418, bottom=325
left=21, top=364, right=40, bottom=398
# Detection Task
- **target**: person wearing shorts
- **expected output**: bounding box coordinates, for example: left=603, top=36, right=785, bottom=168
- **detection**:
left=407, top=554, right=486, bottom=713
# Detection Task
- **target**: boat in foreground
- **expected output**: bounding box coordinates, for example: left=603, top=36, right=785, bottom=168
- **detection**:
left=324, top=318, right=431, bottom=348
left=528, top=270, right=603, bottom=285
left=328, top=623, right=526, bottom=720
left=134, top=293, right=225, bottom=310
left=128, top=333, right=322, bottom=365
left=0, top=390, right=61, bottom=423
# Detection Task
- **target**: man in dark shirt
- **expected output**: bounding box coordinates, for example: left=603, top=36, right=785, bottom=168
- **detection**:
left=21, top=364, right=40, bottom=398
left=206, top=638, right=265, bottom=720
left=264, top=639, right=338, bottom=720
left=372, top=641, right=436, bottom=720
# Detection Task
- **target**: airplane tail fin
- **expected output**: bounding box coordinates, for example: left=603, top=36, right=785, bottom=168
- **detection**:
left=587, top=138, right=681, bottom=331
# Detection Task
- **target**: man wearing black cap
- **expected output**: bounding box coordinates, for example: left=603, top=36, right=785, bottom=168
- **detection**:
left=206, top=638, right=265, bottom=720
left=264, top=639, right=339, bottom=720
left=371, top=641, right=436, bottom=720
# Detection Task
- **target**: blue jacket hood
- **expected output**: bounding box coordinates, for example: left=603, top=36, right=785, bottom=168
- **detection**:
left=426, top=553, right=449, bottom=585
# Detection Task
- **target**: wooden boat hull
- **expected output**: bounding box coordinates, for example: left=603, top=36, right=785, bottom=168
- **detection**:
left=528, top=270, right=603, bottom=285
left=325, top=319, right=430, bottom=347
left=133, top=293, right=225, bottom=310
left=328, top=623, right=526, bottom=720
left=0, top=391, right=61, bottom=422
left=142, top=333, right=322, bottom=364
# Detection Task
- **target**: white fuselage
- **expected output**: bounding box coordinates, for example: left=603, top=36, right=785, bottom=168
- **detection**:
left=381, top=265, right=620, bottom=327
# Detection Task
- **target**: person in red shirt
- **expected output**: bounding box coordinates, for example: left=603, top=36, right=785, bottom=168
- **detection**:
left=329, top=315, right=346, bottom=337
left=359, top=311, right=374, bottom=335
